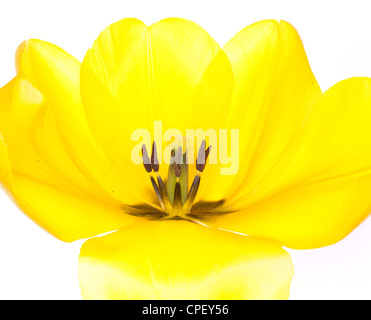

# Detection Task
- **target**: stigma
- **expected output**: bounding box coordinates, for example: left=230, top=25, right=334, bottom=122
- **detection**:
left=141, top=140, right=210, bottom=218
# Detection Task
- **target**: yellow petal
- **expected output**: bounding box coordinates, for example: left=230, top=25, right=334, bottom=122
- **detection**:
left=16, top=39, right=80, bottom=100
left=0, top=75, right=140, bottom=242
left=10, top=174, right=141, bottom=242
left=14, top=39, right=141, bottom=206
left=0, top=76, right=121, bottom=203
left=79, top=220, right=293, bottom=300
left=213, top=77, right=371, bottom=249
left=0, top=134, right=12, bottom=190
left=80, top=18, right=233, bottom=202
left=199, top=20, right=321, bottom=202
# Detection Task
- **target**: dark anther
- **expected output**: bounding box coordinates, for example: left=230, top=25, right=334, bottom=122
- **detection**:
left=151, top=141, right=160, bottom=172
left=142, top=144, right=152, bottom=173
left=174, top=147, right=182, bottom=177
left=205, top=146, right=211, bottom=163
left=170, top=148, right=176, bottom=163
left=196, top=140, right=211, bottom=172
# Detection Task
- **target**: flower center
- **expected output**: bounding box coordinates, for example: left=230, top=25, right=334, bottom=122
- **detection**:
left=141, top=140, right=210, bottom=218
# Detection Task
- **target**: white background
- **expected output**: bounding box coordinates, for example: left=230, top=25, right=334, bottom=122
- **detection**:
left=1, top=0, right=371, bottom=299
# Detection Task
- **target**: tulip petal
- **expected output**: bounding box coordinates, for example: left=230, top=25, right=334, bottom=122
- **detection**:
left=0, top=77, right=141, bottom=242
left=15, top=39, right=148, bottom=206
left=199, top=20, right=322, bottom=202
left=0, top=77, right=92, bottom=195
left=0, top=134, right=12, bottom=190
left=80, top=18, right=233, bottom=196
left=9, top=174, right=140, bottom=242
left=213, top=77, right=371, bottom=249
left=79, top=220, right=293, bottom=300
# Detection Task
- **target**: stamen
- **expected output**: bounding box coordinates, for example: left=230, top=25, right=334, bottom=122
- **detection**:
left=142, top=140, right=211, bottom=217
left=141, top=144, right=152, bottom=173
left=196, top=140, right=211, bottom=172
left=174, top=147, right=182, bottom=177
left=156, top=174, right=173, bottom=212
left=179, top=152, right=188, bottom=204
left=183, top=174, right=201, bottom=213
left=173, top=180, right=183, bottom=209
left=150, top=176, right=165, bottom=211
left=205, top=146, right=211, bottom=164
left=151, top=141, right=160, bottom=172
left=142, top=142, right=171, bottom=212
left=166, top=149, right=177, bottom=205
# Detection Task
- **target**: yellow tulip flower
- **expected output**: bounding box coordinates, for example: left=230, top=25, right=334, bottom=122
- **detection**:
left=1, top=18, right=371, bottom=300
